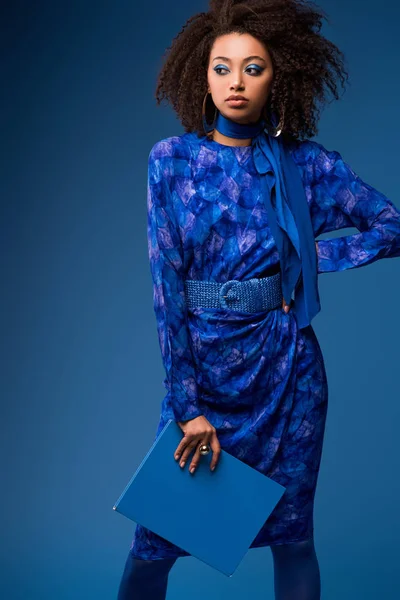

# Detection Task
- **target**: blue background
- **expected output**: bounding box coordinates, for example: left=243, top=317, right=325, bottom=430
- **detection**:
left=1, top=1, right=399, bottom=598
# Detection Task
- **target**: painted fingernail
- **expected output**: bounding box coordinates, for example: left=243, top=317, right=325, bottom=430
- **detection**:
left=211, top=466, right=215, bottom=471
left=189, top=467, right=195, bottom=473
left=180, top=461, right=185, bottom=467
left=175, top=454, right=179, bottom=460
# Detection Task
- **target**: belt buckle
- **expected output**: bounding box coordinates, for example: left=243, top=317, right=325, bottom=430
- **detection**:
left=219, top=279, right=240, bottom=309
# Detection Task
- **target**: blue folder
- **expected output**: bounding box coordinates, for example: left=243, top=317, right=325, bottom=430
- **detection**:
left=113, top=419, right=286, bottom=577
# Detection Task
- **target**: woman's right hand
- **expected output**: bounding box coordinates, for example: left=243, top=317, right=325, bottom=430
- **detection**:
left=175, top=415, right=221, bottom=474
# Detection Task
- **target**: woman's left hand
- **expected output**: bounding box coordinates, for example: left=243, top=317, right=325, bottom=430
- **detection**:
left=282, top=241, right=318, bottom=314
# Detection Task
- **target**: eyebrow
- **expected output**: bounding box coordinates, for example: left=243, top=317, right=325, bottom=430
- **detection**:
left=212, top=55, right=267, bottom=63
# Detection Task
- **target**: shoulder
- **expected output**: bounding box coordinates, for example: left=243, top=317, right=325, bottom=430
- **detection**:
left=147, top=136, right=185, bottom=187
left=290, top=137, right=333, bottom=161
left=289, top=138, right=345, bottom=180
left=148, top=133, right=194, bottom=165
left=147, top=134, right=199, bottom=190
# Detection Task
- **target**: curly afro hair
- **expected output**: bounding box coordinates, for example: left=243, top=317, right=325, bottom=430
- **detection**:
left=154, top=0, right=350, bottom=141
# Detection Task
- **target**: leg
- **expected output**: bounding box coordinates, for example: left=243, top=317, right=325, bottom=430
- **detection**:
left=116, top=551, right=178, bottom=600
left=270, top=536, right=321, bottom=600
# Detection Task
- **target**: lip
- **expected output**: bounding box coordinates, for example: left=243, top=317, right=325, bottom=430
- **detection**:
left=226, top=95, right=248, bottom=101
left=226, top=99, right=249, bottom=107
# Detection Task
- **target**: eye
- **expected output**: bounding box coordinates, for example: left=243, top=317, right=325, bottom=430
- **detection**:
left=246, top=66, right=263, bottom=76
left=213, top=65, right=264, bottom=76
left=214, top=66, right=229, bottom=75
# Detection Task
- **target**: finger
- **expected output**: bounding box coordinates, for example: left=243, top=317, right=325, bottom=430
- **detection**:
left=209, top=431, right=222, bottom=471
left=282, top=297, right=290, bottom=314
left=178, top=439, right=198, bottom=468
left=188, top=442, right=203, bottom=474
left=188, top=432, right=213, bottom=474
left=174, top=434, right=193, bottom=460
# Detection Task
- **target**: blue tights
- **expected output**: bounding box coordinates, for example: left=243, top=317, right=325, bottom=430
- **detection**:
left=116, top=553, right=178, bottom=600
left=270, top=538, right=321, bottom=600
left=117, top=537, right=320, bottom=600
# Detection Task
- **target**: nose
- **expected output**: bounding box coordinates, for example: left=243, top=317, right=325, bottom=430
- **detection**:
left=230, top=82, right=245, bottom=92
left=229, top=70, right=244, bottom=89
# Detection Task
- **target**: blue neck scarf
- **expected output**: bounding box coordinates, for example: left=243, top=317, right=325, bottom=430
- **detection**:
left=210, top=111, right=320, bottom=329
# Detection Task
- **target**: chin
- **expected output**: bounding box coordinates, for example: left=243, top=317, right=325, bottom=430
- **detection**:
left=224, top=107, right=251, bottom=116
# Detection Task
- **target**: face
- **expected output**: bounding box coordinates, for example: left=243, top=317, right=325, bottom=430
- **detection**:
left=207, top=32, right=274, bottom=124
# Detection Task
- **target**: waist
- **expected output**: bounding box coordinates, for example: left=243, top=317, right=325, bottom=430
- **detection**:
left=184, top=271, right=283, bottom=313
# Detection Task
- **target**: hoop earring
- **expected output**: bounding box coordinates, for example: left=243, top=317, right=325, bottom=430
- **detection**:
left=262, top=103, right=284, bottom=137
left=202, top=91, right=218, bottom=135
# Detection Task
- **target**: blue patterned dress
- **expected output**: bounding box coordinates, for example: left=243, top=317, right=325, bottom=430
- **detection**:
left=130, top=132, right=400, bottom=559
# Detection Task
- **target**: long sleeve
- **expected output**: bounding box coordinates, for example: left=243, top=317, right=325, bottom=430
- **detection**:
left=308, top=142, right=400, bottom=273
left=147, top=141, right=203, bottom=423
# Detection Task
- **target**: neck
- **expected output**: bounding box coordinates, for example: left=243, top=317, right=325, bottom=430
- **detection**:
left=211, top=129, right=252, bottom=147
left=208, top=111, right=265, bottom=147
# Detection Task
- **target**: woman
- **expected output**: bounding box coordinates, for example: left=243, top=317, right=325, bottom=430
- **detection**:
left=117, top=1, right=400, bottom=598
